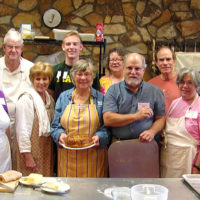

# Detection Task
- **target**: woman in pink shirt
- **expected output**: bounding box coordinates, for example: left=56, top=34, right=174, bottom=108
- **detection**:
left=160, top=67, right=200, bottom=178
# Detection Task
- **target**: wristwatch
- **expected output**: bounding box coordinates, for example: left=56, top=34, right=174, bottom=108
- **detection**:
left=193, top=164, right=200, bottom=171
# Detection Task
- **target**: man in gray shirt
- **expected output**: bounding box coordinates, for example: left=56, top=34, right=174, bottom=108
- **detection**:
left=103, top=52, right=165, bottom=142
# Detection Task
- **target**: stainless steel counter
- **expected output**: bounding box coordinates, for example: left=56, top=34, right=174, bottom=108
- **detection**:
left=0, top=178, right=199, bottom=200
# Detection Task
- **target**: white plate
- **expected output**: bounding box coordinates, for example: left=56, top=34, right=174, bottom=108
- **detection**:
left=61, top=142, right=96, bottom=150
left=19, top=177, right=45, bottom=187
left=41, top=179, right=70, bottom=194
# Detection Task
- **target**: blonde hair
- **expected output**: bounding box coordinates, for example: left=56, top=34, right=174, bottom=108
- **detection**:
left=62, top=31, right=82, bottom=43
left=29, top=62, right=53, bottom=83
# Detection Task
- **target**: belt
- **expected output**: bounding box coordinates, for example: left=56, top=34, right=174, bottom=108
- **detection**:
left=112, top=136, right=128, bottom=141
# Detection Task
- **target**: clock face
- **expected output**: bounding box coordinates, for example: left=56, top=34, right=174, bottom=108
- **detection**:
left=43, top=9, right=62, bottom=28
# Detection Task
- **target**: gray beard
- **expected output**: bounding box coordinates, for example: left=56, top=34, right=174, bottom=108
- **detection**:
left=125, top=79, right=142, bottom=88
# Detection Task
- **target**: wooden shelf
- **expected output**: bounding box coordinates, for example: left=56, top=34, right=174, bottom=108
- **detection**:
left=24, top=39, right=107, bottom=76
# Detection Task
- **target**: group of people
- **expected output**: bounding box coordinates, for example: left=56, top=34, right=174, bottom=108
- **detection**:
left=0, top=28, right=200, bottom=179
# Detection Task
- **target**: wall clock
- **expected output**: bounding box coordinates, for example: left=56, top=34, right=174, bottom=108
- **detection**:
left=43, top=8, right=62, bottom=28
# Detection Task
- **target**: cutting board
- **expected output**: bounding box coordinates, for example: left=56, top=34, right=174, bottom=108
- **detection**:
left=0, top=180, right=19, bottom=193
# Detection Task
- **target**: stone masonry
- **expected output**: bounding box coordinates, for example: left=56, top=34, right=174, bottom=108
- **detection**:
left=0, top=0, right=200, bottom=79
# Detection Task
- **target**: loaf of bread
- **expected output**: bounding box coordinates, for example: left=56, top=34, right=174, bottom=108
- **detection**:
left=0, top=170, right=22, bottom=183
left=65, top=135, right=93, bottom=148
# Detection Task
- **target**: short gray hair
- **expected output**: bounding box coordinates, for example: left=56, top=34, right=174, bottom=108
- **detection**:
left=176, top=67, right=200, bottom=89
left=4, top=28, right=23, bottom=45
left=124, top=52, right=147, bottom=69
left=70, top=59, right=97, bottom=85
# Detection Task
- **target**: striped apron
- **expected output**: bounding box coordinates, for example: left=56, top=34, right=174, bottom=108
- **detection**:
left=57, top=90, right=108, bottom=177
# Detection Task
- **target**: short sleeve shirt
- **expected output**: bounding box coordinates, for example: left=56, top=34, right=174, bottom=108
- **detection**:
left=103, top=81, right=165, bottom=139
left=49, top=62, right=100, bottom=101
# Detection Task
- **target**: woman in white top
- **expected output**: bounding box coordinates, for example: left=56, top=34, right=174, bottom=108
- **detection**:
left=0, top=90, right=11, bottom=173
left=13, top=62, right=55, bottom=176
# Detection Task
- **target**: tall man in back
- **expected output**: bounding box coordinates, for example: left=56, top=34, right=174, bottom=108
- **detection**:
left=149, top=46, right=180, bottom=113
left=0, top=28, right=33, bottom=142
left=103, top=52, right=165, bottom=142
left=49, top=31, right=100, bottom=101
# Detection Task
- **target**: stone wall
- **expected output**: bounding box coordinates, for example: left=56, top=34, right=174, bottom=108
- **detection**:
left=0, top=0, right=200, bottom=79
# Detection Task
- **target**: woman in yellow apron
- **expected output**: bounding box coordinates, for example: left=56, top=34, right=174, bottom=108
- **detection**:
left=160, top=67, right=200, bottom=177
left=51, top=59, right=110, bottom=177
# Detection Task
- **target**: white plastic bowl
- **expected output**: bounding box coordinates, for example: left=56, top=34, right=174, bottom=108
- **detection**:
left=131, top=184, right=168, bottom=200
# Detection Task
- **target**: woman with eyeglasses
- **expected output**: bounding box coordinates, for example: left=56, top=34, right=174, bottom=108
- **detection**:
left=160, top=67, right=200, bottom=177
left=51, top=59, right=109, bottom=177
left=100, top=48, right=125, bottom=94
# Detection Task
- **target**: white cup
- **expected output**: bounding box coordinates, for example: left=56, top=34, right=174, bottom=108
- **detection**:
left=131, top=184, right=168, bottom=200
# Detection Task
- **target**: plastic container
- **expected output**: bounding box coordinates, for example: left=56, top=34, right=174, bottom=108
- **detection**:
left=53, top=29, right=78, bottom=40
left=96, top=22, right=104, bottom=42
left=131, top=184, right=168, bottom=200
left=79, top=33, right=95, bottom=41
left=21, top=31, right=35, bottom=39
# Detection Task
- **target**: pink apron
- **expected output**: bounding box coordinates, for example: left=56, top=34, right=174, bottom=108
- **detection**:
left=160, top=95, right=199, bottom=178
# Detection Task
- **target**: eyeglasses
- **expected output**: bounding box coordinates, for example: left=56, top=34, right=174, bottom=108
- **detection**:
left=109, top=59, right=123, bottom=63
left=179, top=81, right=194, bottom=86
left=5, top=45, right=22, bottom=50
left=126, top=66, right=144, bottom=72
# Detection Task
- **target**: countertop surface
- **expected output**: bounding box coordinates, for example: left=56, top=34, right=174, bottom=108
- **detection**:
left=0, top=178, right=199, bottom=200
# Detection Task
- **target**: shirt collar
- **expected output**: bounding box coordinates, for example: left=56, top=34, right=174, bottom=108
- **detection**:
left=66, top=87, right=98, bottom=100
left=3, top=56, right=24, bottom=73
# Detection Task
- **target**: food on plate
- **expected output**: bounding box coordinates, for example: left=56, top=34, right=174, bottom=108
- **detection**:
left=21, top=173, right=44, bottom=184
left=41, top=179, right=70, bottom=193
left=43, top=181, right=59, bottom=190
left=65, top=134, right=94, bottom=148
left=0, top=170, right=22, bottom=183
